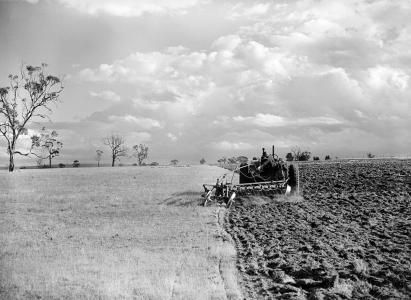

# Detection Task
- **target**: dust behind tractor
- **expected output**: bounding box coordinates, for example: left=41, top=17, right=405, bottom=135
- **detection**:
left=202, top=146, right=298, bottom=208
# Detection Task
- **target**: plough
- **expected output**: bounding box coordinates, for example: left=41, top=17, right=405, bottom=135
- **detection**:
left=202, top=146, right=298, bottom=208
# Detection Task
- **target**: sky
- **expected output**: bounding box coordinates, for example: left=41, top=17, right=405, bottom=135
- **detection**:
left=0, top=0, right=410, bottom=166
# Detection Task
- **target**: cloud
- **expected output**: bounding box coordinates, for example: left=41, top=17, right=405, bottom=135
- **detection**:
left=45, top=0, right=411, bottom=161
left=227, top=2, right=271, bottom=20
left=26, top=0, right=204, bottom=17
left=126, top=132, right=151, bottom=144
left=108, top=115, right=162, bottom=129
left=132, top=98, right=161, bottom=110
left=233, top=114, right=342, bottom=128
left=167, top=133, right=178, bottom=142
left=366, top=65, right=409, bottom=90
left=89, top=90, right=121, bottom=102
left=212, top=141, right=253, bottom=151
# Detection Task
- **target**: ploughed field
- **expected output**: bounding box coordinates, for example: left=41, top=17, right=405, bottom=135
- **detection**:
left=226, top=160, right=411, bottom=299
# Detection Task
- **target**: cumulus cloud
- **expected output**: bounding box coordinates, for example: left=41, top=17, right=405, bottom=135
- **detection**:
left=89, top=90, right=121, bottom=102
left=24, top=0, right=204, bottom=17
left=233, top=114, right=342, bottom=128
left=366, top=65, right=409, bottom=90
left=126, top=131, right=151, bottom=144
left=108, top=115, right=162, bottom=129
left=67, top=0, right=411, bottom=159
left=167, top=133, right=178, bottom=142
left=212, top=141, right=253, bottom=151
left=228, top=2, right=271, bottom=20
left=132, top=98, right=161, bottom=110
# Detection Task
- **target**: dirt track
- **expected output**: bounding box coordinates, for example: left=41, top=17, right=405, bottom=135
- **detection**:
left=225, top=160, right=411, bottom=299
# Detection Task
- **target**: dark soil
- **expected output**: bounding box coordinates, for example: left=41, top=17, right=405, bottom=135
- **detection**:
left=225, top=160, right=411, bottom=299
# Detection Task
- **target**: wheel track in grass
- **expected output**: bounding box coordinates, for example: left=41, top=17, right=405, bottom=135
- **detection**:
left=214, top=207, right=243, bottom=300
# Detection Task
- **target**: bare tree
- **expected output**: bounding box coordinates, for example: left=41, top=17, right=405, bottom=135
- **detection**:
left=95, top=149, right=103, bottom=167
left=0, top=64, right=63, bottom=171
left=104, top=134, right=127, bottom=167
left=31, top=127, right=63, bottom=168
left=132, top=144, right=148, bottom=166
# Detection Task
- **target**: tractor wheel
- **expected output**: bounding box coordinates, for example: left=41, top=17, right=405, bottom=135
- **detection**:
left=288, top=164, right=297, bottom=195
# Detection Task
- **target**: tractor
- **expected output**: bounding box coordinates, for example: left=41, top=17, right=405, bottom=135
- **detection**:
left=202, top=146, right=298, bottom=208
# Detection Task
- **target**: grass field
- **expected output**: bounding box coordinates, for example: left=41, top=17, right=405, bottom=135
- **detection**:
left=0, top=166, right=242, bottom=299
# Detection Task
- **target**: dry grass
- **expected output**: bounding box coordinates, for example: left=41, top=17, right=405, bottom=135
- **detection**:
left=0, top=166, right=242, bottom=299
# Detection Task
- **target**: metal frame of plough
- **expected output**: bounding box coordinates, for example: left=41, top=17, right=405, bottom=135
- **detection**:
left=202, top=165, right=290, bottom=208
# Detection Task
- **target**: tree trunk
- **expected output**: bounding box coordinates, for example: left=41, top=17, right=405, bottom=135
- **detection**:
left=8, top=152, right=14, bottom=172
left=49, top=156, right=52, bottom=168
left=98, top=161, right=100, bottom=167
left=112, top=155, right=115, bottom=167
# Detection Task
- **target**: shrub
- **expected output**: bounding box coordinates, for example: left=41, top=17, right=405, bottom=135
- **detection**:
left=58, top=163, right=66, bottom=168
left=313, top=156, right=320, bottom=161
left=300, top=152, right=311, bottom=161
left=72, top=160, right=80, bottom=168
left=325, top=155, right=331, bottom=160
left=367, top=153, right=375, bottom=158
left=200, top=158, right=206, bottom=164
left=291, top=146, right=311, bottom=161
left=285, top=153, right=294, bottom=161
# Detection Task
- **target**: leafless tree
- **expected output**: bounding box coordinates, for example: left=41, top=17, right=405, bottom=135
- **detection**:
left=0, top=64, right=63, bottom=171
left=132, top=144, right=148, bottom=166
left=104, top=134, right=127, bottom=167
left=95, top=149, right=103, bottom=167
